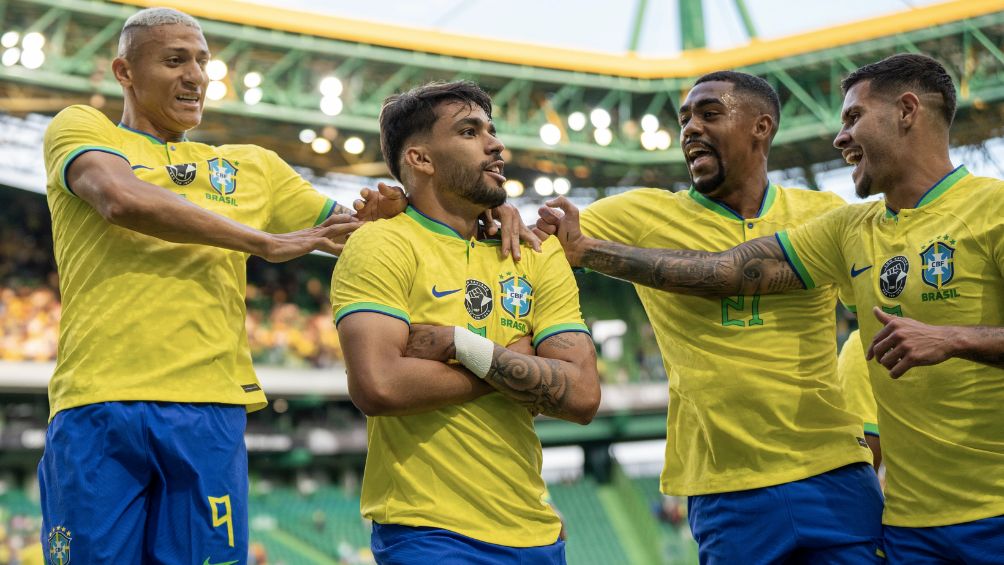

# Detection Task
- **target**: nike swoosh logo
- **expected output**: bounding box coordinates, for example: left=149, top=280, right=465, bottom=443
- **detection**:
left=432, top=286, right=461, bottom=298
left=850, top=264, right=873, bottom=278
left=202, top=559, right=238, bottom=565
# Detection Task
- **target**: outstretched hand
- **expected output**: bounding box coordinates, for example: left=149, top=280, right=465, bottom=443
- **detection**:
left=261, top=213, right=362, bottom=262
left=354, top=182, right=408, bottom=221
left=867, top=307, right=954, bottom=378
left=536, top=196, right=591, bottom=267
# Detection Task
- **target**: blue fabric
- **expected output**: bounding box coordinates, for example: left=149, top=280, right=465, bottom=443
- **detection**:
left=371, top=522, right=566, bottom=565
left=687, top=463, right=885, bottom=564
left=884, top=514, right=1004, bottom=564
left=38, top=402, right=248, bottom=564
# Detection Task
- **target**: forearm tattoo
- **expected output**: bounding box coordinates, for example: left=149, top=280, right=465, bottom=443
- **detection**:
left=484, top=346, right=572, bottom=418
left=579, top=236, right=802, bottom=296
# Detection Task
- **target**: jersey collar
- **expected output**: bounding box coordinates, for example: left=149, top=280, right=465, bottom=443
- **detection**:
left=884, top=164, right=968, bottom=218
left=117, top=123, right=188, bottom=145
left=688, top=181, right=777, bottom=221
left=405, top=205, right=465, bottom=240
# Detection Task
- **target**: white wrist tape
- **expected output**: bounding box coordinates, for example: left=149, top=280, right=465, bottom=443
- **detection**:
left=454, top=326, right=495, bottom=379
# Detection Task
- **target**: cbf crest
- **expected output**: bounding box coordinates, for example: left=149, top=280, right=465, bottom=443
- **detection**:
left=208, top=157, right=237, bottom=195
left=920, top=238, right=956, bottom=289
left=48, top=525, right=71, bottom=565
left=499, top=275, right=533, bottom=318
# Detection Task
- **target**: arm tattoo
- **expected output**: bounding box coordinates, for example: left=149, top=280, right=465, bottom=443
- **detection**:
left=484, top=346, right=572, bottom=418
left=579, top=236, right=802, bottom=297
left=333, top=203, right=355, bottom=216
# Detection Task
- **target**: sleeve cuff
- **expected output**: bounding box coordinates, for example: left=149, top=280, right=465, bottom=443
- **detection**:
left=61, top=146, right=130, bottom=196
left=864, top=422, right=879, bottom=437
left=532, top=322, right=590, bottom=348
left=774, top=231, right=815, bottom=290
left=314, top=198, right=337, bottom=225
left=334, top=302, right=410, bottom=326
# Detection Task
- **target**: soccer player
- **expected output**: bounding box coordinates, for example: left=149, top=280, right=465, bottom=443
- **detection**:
left=837, top=330, right=881, bottom=469
left=541, top=54, right=1004, bottom=562
left=331, top=81, right=600, bottom=564
left=537, top=71, right=883, bottom=563
left=39, top=7, right=364, bottom=563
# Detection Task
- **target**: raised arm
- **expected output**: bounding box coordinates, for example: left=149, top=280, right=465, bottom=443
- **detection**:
left=338, top=313, right=495, bottom=416
left=67, top=151, right=359, bottom=262
left=406, top=325, right=600, bottom=424
left=537, top=196, right=803, bottom=297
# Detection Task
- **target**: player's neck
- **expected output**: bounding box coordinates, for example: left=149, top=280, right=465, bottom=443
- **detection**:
left=118, top=109, right=186, bottom=143
left=711, top=169, right=770, bottom=219
left=882, top=153, right=954, bottom=212
left=409, top=189, right=480, bottom=240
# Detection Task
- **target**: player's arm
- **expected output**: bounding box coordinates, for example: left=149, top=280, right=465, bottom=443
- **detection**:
left=868, top=307, right=1004, bottom=377
left=338, top=313, right=495, bottom=416
left=407, top=325, right=600, bottom=424
left=66, top=151, right=359, bottom=261
left=537, top=196, right=802, bottom=297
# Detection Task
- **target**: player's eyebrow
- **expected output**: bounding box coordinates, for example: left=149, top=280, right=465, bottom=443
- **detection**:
left=454, top=116, right=496, bottom=135
left=679, top=97, right=724, bottom=115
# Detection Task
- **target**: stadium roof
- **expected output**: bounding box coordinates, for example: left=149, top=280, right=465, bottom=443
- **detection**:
left=2, top=0, right=1003, bottom=190
left=121, top=0, right=1001, bottom=77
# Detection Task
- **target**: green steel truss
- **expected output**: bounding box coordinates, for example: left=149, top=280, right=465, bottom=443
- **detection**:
left=2, top=0, right=1004, bottom=186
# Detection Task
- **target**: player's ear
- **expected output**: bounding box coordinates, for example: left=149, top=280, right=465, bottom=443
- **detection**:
left=752, top=113, right=773, bottom=142
left=897, top=92, right=921, bottom=130
left=403, top=144, right=434, bottom=177
left=112, top=57, right=132, bottom=87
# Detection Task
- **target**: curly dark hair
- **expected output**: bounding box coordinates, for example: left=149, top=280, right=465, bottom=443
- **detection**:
left=841, top=53, right=956, bottom=126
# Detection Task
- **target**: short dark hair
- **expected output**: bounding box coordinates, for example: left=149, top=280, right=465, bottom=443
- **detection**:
left=379, top=81, right=493, bottom=182
left=694, top=71, right=781, bottom=136
left=841, top=53, right=956, bottom=126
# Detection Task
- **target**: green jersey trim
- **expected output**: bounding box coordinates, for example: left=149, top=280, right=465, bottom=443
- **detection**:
left=915, top=165, right=968, bottom=208
left=687, top=182, right=777, bottom=221
left=314, top=198, right=337, bottom=226
left=61, top=146, right=130, bottom=196
left=532, top=323, right=591, bottom=348
left=864, top=422, right=880, bottom=437
left=405, top=205, right=465, bottom=240
left=335, top=302, right=410, bottom=326
left=775, top=231, right=814, bottom=289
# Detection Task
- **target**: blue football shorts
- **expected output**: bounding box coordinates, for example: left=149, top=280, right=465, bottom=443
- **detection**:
left=38, top=401, right=248, bottom=564
left=687, top=463, right=885, bottom=564
left=371, top=522, right=566, bottom=565
left=884, top=513, right=1004, bottom=564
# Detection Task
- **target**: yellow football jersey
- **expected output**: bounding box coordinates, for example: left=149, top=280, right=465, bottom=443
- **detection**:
left=331, top=206, right=589, bottom=547
left=780, top=166, right=1004, bottom=527
left=580, top=185, right=872, bottom=496
left=43, top=105, right=335, bottom=418
left=837, top=330, right=879, bottom=437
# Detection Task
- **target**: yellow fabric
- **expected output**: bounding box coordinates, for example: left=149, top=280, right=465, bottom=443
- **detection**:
left=780, top=166, right=1004, bottom=527
left=580, top=186, right=872, bottom=496
left=837, top=330, right=879, bottom=435
left=330, top=206, right=588, bottom=547
left=43, top=105, right=334, bottom=418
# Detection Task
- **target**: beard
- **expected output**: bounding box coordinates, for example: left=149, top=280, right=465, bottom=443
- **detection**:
left=440, top=153, right=507, bottom=208
left=689, top=146, right=727, bottom=195
left=854, top=172, right=873, bottom=199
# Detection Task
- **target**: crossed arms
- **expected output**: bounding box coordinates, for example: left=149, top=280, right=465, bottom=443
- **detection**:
left=337, top=313, right=600, bottom=424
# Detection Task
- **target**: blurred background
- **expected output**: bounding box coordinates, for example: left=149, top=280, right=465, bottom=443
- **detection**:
left=2, top=0, right=1004, bottom=563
